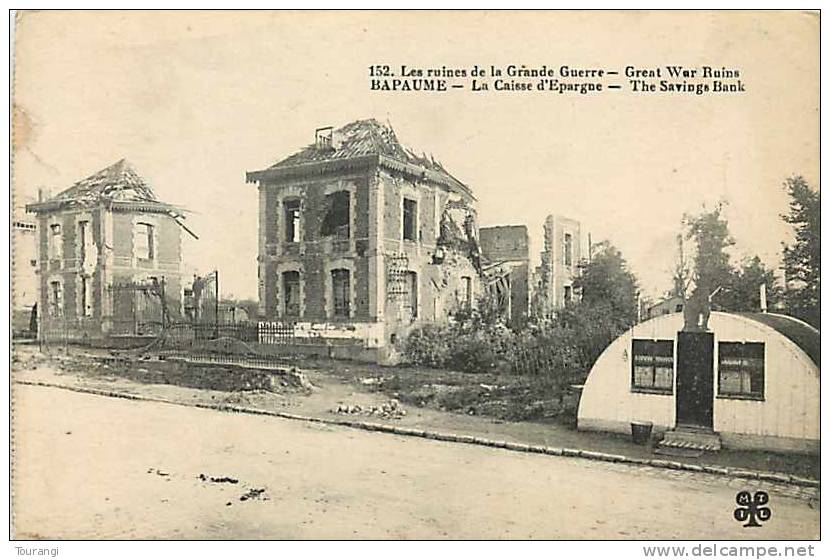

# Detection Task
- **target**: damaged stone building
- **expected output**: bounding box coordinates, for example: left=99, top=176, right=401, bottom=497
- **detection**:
left=246, top=119, right=482, bottom=362
left=532, top=214, right=585, bottom=317
left=479, top=225, right=531, bottom=327
left=26, top=159, right=189, bottom=340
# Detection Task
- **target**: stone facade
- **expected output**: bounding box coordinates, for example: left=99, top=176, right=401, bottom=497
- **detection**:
left=533, top=214, right=584, bottom=317
left=247, top=119, right=483, bottom=361
left=26, top=160, right=185, bottom=340
left=479, top=225, right=530, bottom=326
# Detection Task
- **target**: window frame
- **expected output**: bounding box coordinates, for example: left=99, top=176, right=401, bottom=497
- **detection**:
left=49, top=280, right=63, bottom=317
left=322, top=191, right=351, bottom=239
left=630, top=338, right=675, bottom=395
left=135, top=222, right=155, bottom=261
left=402, top=197, right=418, bottom=242
left=717, top=341, right=765, bottom=401
left=564, top=232, right=573, bottom=267
left=283, top=199, right=301, bottom=244
left=331, top=268, right=351, bottom=318
left=282, top=270, right=301, bottom=318
left=402, top=270, right=418, bottom=319
left=79, top=275, right=93, bottom=317
left=49, top=223, right=63, bottom=261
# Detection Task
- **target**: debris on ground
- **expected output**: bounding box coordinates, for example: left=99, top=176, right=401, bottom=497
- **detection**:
left=334, top=399, right=406, bottom=420
left=239, top=488, right=267, bottom=502
left=198, top=474, right=239, bottom=484
left=147, top=468, right=170, bottom=477
left=286, top=368, right=315, bottom=392
left=359, top=377, right=384, bottom=386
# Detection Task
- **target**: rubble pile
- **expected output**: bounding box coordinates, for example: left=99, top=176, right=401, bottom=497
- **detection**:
left=334, top=399, right=406, bottom=420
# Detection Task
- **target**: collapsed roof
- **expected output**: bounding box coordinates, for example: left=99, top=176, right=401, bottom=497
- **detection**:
left=26, top=159, right=183, bottom=214
left=246, top=119, right=474, bottom=199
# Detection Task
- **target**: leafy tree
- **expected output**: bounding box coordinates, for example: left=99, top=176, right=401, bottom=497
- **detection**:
left=683, top=203, right=735, bottom=301
left=718, top=256, right=781, bottom=312
left=781, top=176, right=820, bottom=328
left=573, top=241, right=639, bottom=327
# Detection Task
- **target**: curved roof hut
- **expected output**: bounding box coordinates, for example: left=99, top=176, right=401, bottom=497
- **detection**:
left=577, top=312, right=819, bottom=454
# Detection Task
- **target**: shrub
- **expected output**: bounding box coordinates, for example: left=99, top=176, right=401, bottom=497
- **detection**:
left=402, top=323, right=452, bottom=368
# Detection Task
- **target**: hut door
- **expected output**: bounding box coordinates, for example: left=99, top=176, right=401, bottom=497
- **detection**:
left=675, top=331, right=714, bottom=428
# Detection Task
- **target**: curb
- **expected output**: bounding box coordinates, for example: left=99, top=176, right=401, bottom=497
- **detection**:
left=13, top=379, right=820, bottom=490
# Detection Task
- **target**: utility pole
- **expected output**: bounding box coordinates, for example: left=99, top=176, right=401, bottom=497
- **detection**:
left=214, top=269, right=220, bottom=339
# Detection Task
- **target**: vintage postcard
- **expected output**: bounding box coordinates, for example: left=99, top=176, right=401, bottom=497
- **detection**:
left=9, top=10, right=820, bottom=543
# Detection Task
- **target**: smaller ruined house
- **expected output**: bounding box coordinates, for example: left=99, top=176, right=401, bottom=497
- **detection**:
left=26, top=159, right=190, bottom=341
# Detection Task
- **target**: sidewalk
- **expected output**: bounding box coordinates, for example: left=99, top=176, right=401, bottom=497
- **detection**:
left=11, top=345, right=820, bottom=489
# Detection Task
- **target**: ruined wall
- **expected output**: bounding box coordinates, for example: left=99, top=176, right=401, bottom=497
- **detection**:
left=479, top=225, right=529, bottom=261
left=259, top=170, right=374, bottom=322
left=537, top=214, right=583, bottom=316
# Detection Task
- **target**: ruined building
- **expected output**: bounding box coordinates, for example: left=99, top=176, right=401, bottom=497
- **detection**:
left=26, top=159, right=189, bottom=340
left=246, top=119, right=482, bottom=362
left=479, top=225, right=531, bottom=326
left=533, top=214, right=585, bottom=317
left=12, top=205, right=38, bottom=336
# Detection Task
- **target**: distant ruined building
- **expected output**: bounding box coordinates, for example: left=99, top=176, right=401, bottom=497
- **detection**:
left=533, top=214, right=585, bottom=317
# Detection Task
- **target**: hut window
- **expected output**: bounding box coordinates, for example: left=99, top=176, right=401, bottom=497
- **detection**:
left=718, top=342, right=765, bottom=400
left=631, top=339, right=674, bottom=394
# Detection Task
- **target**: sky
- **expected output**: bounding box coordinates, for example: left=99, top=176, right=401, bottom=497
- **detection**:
left=12, top=11, right=819, bottom=301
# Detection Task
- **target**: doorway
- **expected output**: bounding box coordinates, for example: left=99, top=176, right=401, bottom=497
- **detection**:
left=675, top=331, right=714, bottom=428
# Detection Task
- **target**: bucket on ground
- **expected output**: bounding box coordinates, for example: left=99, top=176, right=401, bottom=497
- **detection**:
left=631, top=421, right=653, bottom=445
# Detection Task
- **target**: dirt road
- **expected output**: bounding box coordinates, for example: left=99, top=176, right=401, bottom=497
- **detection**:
left=12, top=384, right=819, bottom=539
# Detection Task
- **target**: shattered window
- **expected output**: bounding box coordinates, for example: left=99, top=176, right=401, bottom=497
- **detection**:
left=403, top=198, right=417, bottom=241
left=321, top=191, right=350, bottom=239
left=80, top=275, right=93, bottom=317
left=284, top=199, right=301, bottom=243
left=49, top=223, right=62, bottom=260
left=564, top=233, right=573, bottom=267
left=402, top=271, right=418, bottom=319
left=462, top=276, right=472, bottom=307
left=78, top=220, right=94, bottom=266
left=331, top=269, right=351, bottom=318
left=49, top=281, right=63, bottom=317
left=135, top=223, right=154, bottom=260
left=283, top=271, right=300, bottom=317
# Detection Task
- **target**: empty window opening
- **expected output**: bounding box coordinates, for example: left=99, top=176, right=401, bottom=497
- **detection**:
left=564, top=285, right=572, bottom=303
left=49, top=281, right=63, bottom=317
left=331, top=269, right=351, bottom=318
left=403, top=271, right=418, bottom=319
left=564, top=233, right=573, bottom=267
left=135, top=223, right=155, bottom=260
left=322, top=191, right=350, bottom=239
left=462, top=276, right=472, bottom=307
left=284, top=200, right=301, bottom=243
left=80, top=275, right=93, bottom=317
left=283, top=271, right=301, bottom=317
left=78, top=220, right=94, bottom=266
left=403, top=198, right=417, bottom=241
left=49, top=223, right=62, bottom=260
